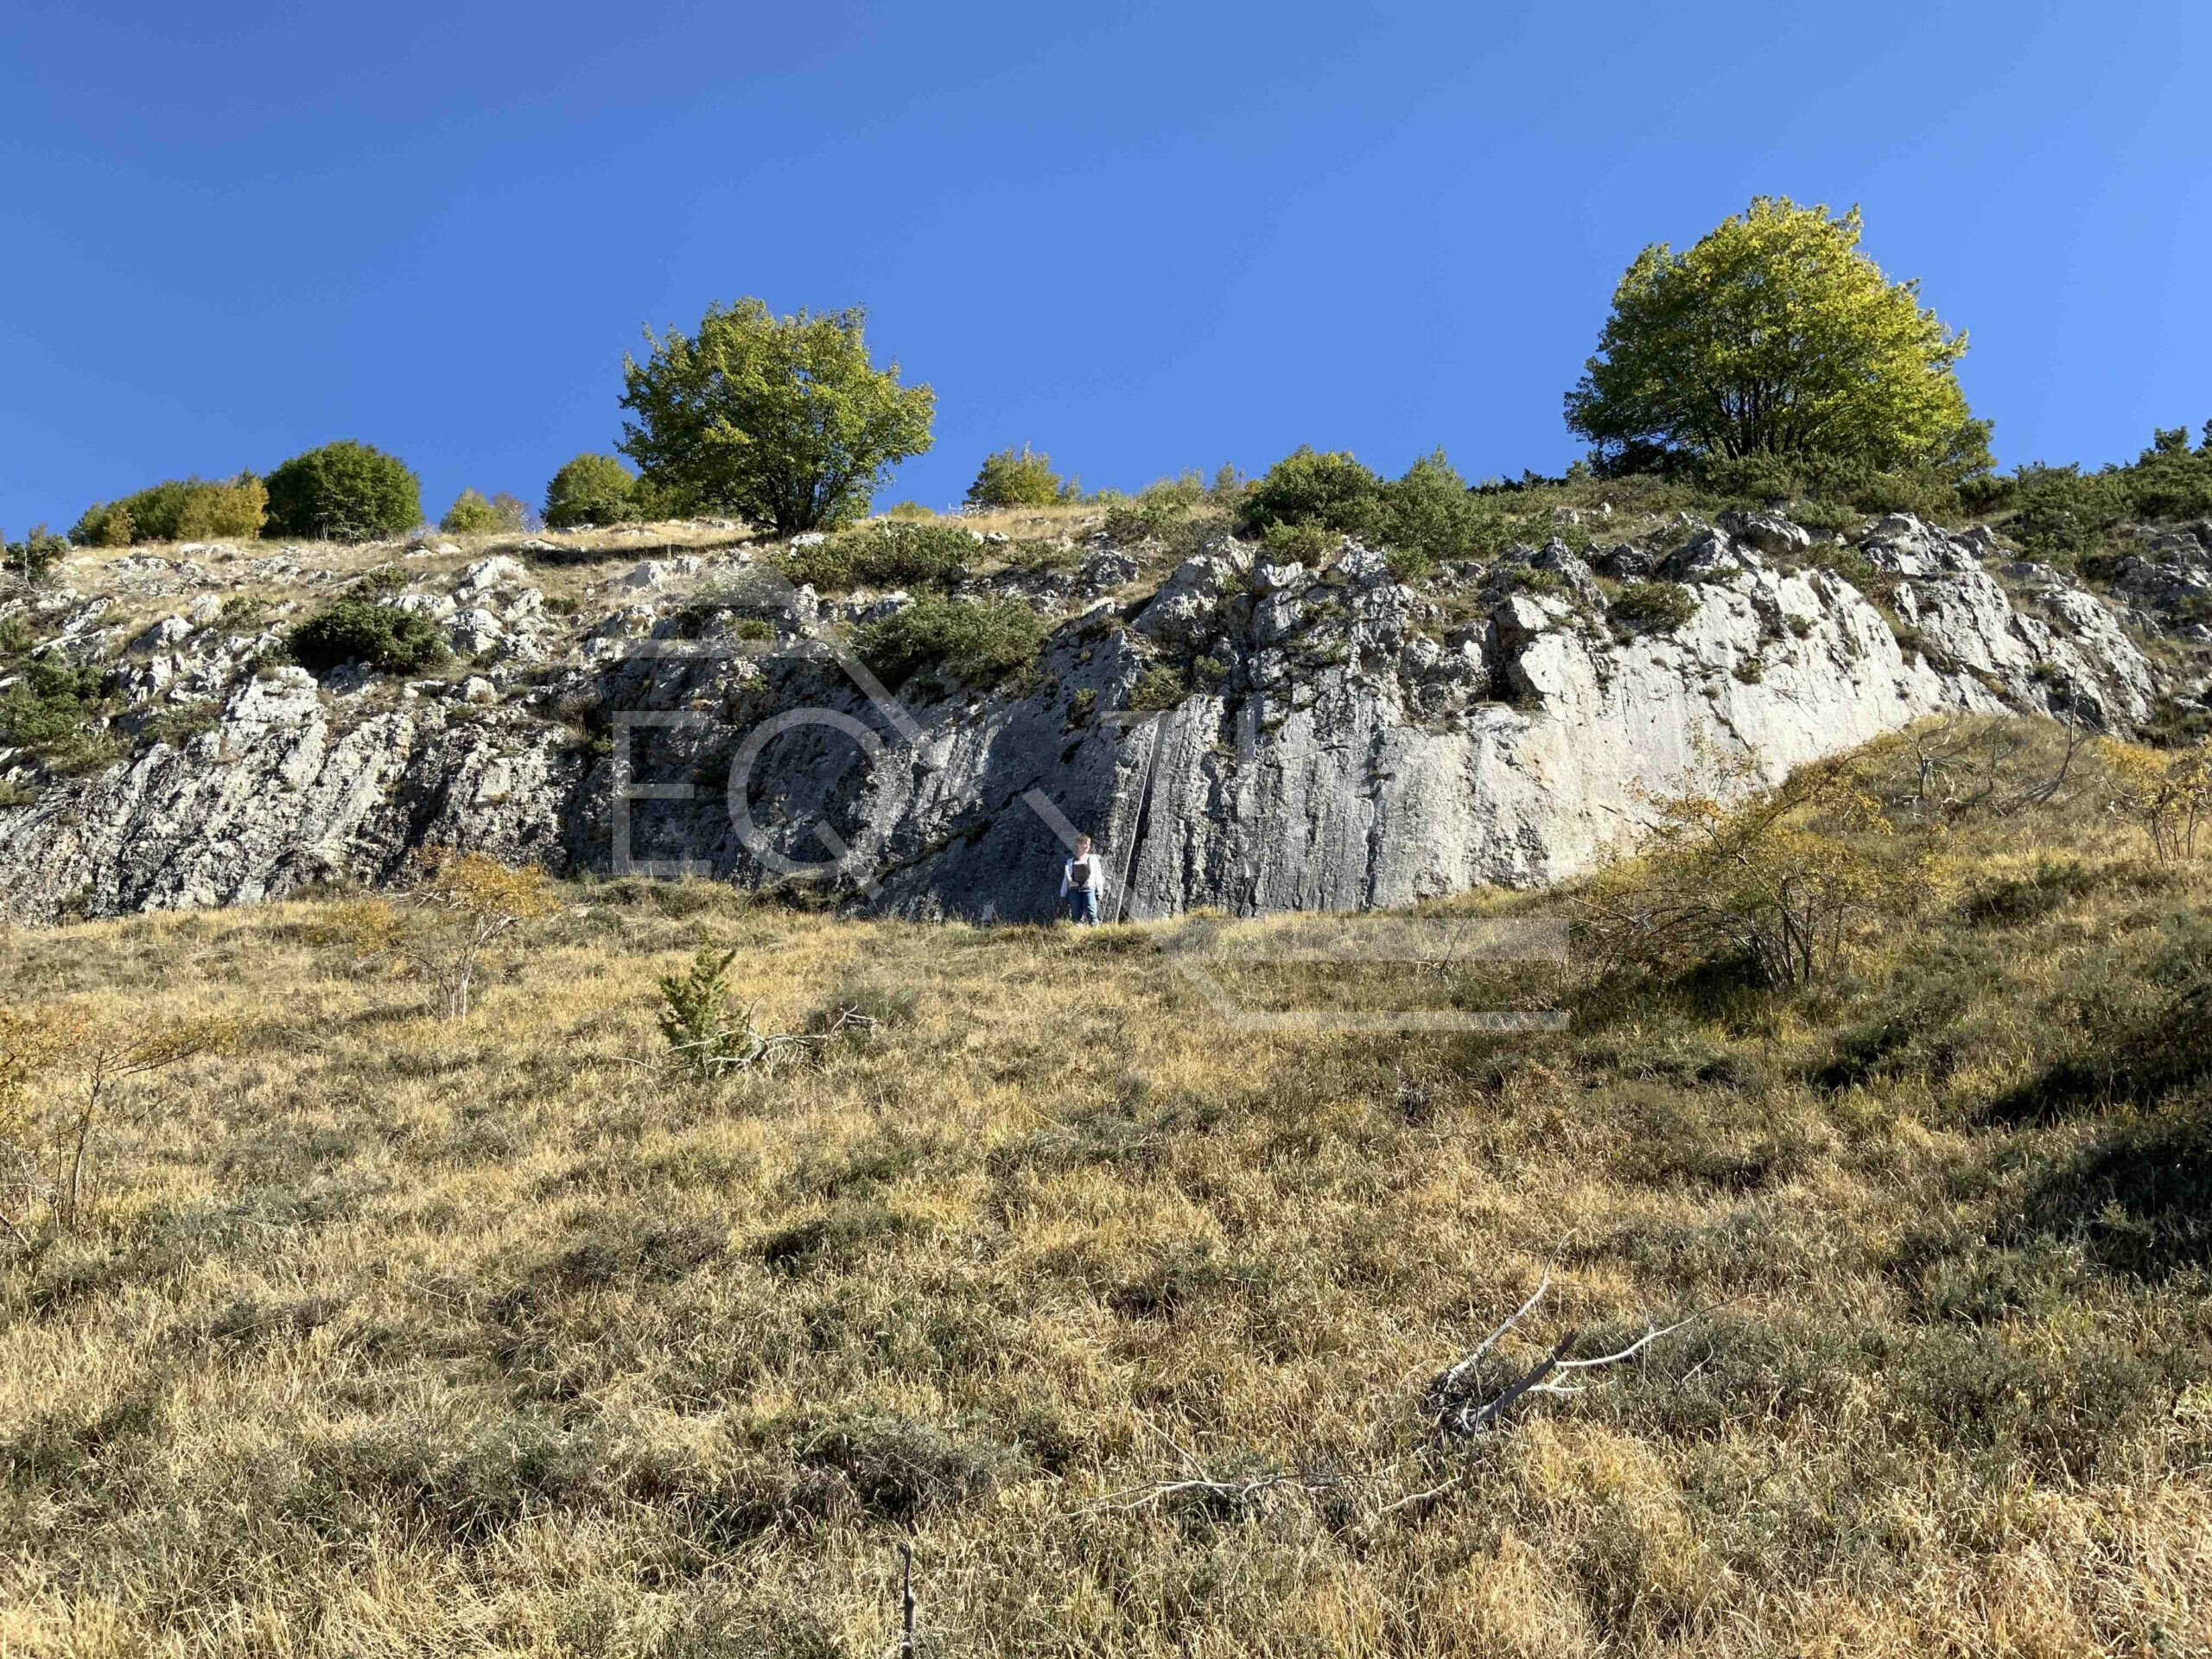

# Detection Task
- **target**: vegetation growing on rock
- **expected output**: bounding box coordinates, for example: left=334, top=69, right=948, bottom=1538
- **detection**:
left=438, top=488, right=512, bottom=535
left=286, top=597, right=450, bottom=675
left=853, top=592, right=1045, bottom=689
left=264, top=441, right=422, bottom=541
left=779, top=520, right=976, bottom=594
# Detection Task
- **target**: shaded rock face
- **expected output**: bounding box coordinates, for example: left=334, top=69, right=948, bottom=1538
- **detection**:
left=0, top=512, right=2196, bottom=925
left=0, top=668, right=581, bottom=920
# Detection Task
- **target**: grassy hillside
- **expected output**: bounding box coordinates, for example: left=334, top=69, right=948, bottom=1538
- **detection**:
left=3, top=718, right=2209, bottom=1656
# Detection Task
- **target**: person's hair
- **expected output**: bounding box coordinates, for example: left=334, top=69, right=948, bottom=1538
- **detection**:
left=1075, top=835, right=1092, bottom=850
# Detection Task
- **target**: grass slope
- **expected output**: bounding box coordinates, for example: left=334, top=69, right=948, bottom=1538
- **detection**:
left=2, top=719, right=2209, bottom=1656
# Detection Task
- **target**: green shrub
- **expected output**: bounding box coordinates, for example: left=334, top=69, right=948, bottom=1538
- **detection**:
left=966, top=444, right=1065, bottom=508
left=287, top=598, right=451, bottom=675
left=1610, top=580, right=1699, bottom=632
left=1102, top=474, right=1206, bottom=548
left=1126, top=663, right=1189, bottom=711
left=2123, top=424, right=2212, bottom=522
left=71, top=500, right=135, bottom=547
left=1371, top=449, right=1478, bottom=570
left=854, top=594, right=1046, bottom=689
left=1964, top=428, right=2211, bottom=566
left=264, top=442, right=422, bottom=541
left=177, top=475, right=267, bottom=539
left=4, top=524, right=70, bottom=581
left=884, top=500, right=934, bottom=521
left=542, top=454, right=640, bottom=530
left=1687, top=453, right=1963, bottom=524
left=658, top=944, right=746, bottom=1078
left=1688, top=453, right=1805, bottom=507
left=71, top=475, right=266, bottom=546
left=780, top=521, right=975, bottom=593
left=0, top=654, right=108, bottom=766
left=1260, top=521, right=1335, bottom=562
left=1239, top=448, right=1382, bottom=537
left=144, top=702, right=224, bottom=749
left=215, top=596, right=272, bottom=634
left=439, top=490, right=506, bottom=534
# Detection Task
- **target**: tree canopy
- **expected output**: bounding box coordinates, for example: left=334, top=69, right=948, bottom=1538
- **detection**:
left=1566, top=198, right=1990, bottom=480
left=617, top=300, right=935, bottom=535
left=965, top=443, right=1065, bottom=508
left=264, top=442, right=422, bottom=540
left=543, top=453, right=642, bottom=529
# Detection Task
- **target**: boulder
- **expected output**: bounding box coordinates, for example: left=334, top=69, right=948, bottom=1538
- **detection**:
left=1592, top=543, right=1656, bottom=578
left=448, top=607, right=505, bottom=657
left=618, top=556, right=704, bottom=592
left=1718, top=510, right=1813, bottom=557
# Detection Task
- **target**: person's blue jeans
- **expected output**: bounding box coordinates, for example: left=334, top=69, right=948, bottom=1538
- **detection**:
left=1066, top=887, right=1099, bottom=925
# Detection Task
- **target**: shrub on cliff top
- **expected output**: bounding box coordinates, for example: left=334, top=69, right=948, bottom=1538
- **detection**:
left=72, top=475, right=267, bottom=547
left=439, top=490, right=507, bottom=535
left=264, top=442, right=422, bottom=541
left=780, top=521, right=976, bottom=594
left=1239, top=448, right=1383, bottom=538
left=543, top=454, right=642, bottom=529
left=966, top=444, right=1066, bottom=509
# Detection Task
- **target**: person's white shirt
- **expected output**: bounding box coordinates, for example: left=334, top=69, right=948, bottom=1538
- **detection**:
left=1060, top=851, right=1108, bottom=898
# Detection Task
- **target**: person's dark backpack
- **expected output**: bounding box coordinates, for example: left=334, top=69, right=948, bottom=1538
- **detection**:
left=1067, top=855, right=1093, bottom=890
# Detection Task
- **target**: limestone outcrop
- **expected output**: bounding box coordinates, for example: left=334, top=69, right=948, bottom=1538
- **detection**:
left=1, top=512, right=2202, bottom=925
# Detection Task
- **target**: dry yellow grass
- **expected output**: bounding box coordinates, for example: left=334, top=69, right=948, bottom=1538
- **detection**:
left=2, top=721, right=2209, bottom=1656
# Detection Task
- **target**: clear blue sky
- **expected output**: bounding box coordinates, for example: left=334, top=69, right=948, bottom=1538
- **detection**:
left=3, top=1, right=2206, bottom=535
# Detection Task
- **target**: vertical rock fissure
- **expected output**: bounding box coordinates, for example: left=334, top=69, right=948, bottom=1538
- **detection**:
left=1112, top=713, right=1172, bottom=923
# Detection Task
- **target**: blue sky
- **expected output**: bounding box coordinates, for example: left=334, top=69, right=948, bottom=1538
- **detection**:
left=2, top=1, right=2206, bottom=534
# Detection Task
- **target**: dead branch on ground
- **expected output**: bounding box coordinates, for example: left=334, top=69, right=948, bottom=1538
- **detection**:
left=1078, top=1268, right=1704, bottom=1529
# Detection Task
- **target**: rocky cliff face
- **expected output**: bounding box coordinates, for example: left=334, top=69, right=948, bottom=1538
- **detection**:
left=3, top=512, right=2206, bottom=925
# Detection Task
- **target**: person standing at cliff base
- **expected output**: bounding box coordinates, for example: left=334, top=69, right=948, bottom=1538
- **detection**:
left=1060, top=834, right=1105, bottom=925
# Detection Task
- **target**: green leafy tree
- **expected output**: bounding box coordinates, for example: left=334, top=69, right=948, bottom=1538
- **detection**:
left=1566, top=198, right=1991, bottom=480
left=440, top=489, right=506, bottom=534
left=72, top=475, right=265, bottom=546
left=264, top=442, right=423, bottom=540
left=543, top=453, right=642, bottom=528
left=966, top=444, right=1065, bottom=508
left=617, top=299, right=935, bottom=535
